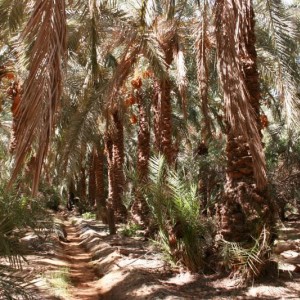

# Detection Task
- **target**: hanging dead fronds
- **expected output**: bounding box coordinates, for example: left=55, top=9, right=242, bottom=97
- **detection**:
left=195, top=0, right=211, bottom=142
left=9, top=0, right=66, bottom=195
left=215, top=0, right=267, bottom=189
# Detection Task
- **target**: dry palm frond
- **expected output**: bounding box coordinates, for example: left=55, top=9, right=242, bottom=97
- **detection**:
left=173, top=35, right=188, bottom=119
left=215, top=0, right=267, bottom=189
left=139, top=0, right=161, bottom=28
left=140, top=32, right=168, bottom=79
left=106, top=39, right=140, bottom=110
left=195, top=1, right=212, bottom=142
left=9, top=0, right=66, bottom=195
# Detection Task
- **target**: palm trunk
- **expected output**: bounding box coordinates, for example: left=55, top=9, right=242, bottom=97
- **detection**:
left=9, top=81, right=22, bottom=153
left=131, top=91, right=150, bottom=225
left=94, top=144, right=107, bottom=223
left=111, top=109, right=127, bottom=222
left=105, top=133, right=116, bottom=234
left=153, top=48, right=174, bottom=165
left=216, top=0, right=274, bottom=279
left=78, top=145, right=87, bottom=204
left=88, top=148, right=96, bottom=207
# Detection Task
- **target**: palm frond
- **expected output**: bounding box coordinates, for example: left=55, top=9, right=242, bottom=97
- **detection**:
left=173, top=35, right=188, bottom=118
left=9, top=0, right=67, bottom=195
left=140, top=33, right=168, bottom=80
left=106, top=39, right=140, bottom=109
left=195, top=1, right=212, bottom=141
left=0, top=0, right=28, bottom=33
left=255, top=0, right=300, bottom=126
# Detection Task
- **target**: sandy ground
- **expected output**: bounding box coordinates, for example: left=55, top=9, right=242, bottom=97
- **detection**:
left=7, top=213, right=300, bottom=300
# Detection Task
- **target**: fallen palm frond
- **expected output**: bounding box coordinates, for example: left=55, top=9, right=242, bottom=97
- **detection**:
left=220, top=226, right=273, bottom=282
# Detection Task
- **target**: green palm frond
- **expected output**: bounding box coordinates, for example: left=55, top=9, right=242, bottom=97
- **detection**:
left=148, top=155, right=166, bottom=187
left=255, top=0, right=300, bottom=126
left=145, top=155, right=211, bottom=271
left=0, top=0, right=28, bottom=33
left=57, top=88, right=105, bottom=176
left=140, top=33, right=168, bottom=79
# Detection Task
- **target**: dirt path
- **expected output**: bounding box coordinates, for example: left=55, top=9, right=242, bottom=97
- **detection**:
left=59, top=221, right=101, bottom=300
left=22, top=215, right=300, bottom=299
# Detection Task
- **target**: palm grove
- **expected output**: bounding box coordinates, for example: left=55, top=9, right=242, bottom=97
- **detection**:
left=0, top=0, right=300, bottom=282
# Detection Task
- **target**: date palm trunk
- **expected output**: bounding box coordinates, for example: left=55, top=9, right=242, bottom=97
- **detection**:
left=94, top=144, right=107, bottom=223
left=105, top=133, right=116, bottom=234
left=131, top=91, right=150, bottom=226
left=112, top=109, right=127, bottom=222
left=153, top=22, right=175, bottom=165
left=216, top=0, right=275, bottom=279
left=88, top=148, right=96, bottom=207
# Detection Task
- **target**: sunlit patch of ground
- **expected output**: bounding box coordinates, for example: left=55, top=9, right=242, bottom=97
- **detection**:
left=6, top=212, right=300, bottom=299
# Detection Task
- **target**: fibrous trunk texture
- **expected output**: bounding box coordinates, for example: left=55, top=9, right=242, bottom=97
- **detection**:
left=152, top=19, right=177, bottom=165
left=131, top=91, right=150, bottom=226
left=105, top=134, right=116, bottom=234
left=88, top=148, right=96, bottom=207
left=112, top=110, right=127, bottom=222
left=94, top=145, right=107, bottom=223
left=215, top=0, right=275, bottom=279
left=9, top=81, right=22, bottom=153
left=78, top=145, right=87, bottom=203
left=105, top=111, right=127, bottom=225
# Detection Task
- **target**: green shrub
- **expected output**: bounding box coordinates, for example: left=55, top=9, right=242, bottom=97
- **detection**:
left=0, top=184, right=50, bottom=298
left=82, top=212, right=96, bottom=220
left=38, top=184, right=61, bottom=211
left=120, top=222, right=142, bottom=237
left=145, top=156, right=213, bottom=272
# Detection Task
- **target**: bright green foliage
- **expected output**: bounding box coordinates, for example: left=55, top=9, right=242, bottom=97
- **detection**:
left=43, top=267, right=71, bottom=299
left=82, top=212, right=96, bottom=220
left=0, top=184, right=50, bottom=298
left=145, top=155, right=213, bottom=272
left=120, top=222, right=142, bottom=237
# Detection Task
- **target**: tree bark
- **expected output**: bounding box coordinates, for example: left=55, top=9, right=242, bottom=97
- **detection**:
left=131, top=91, right=150, bottom=226
left=111, top=109, right=127, bottom=222
left=105, top=133, right=116, bottom=234
left=94, top=144, right=107, bottom=223
left=153, top=21, right=176, bottom=165
left=88, top=148, right=96, bottom=207
left=215, top=0, right=275, bottom=279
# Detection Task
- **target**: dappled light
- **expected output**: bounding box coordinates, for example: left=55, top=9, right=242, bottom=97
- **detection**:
left=1, top=0, right=300, bottom=299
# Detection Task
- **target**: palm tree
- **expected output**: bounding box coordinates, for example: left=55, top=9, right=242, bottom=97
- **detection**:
left=131, top=89, right=150, bottom=225
left=88, top=147, right=96, bottom=207
left=215, top=0, right=275, bottom=279
left=111, top=108, right=127, bottom=221
left=94, top=142, right=107, bottom=222
left=152, top=14, right=187, bottom=165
